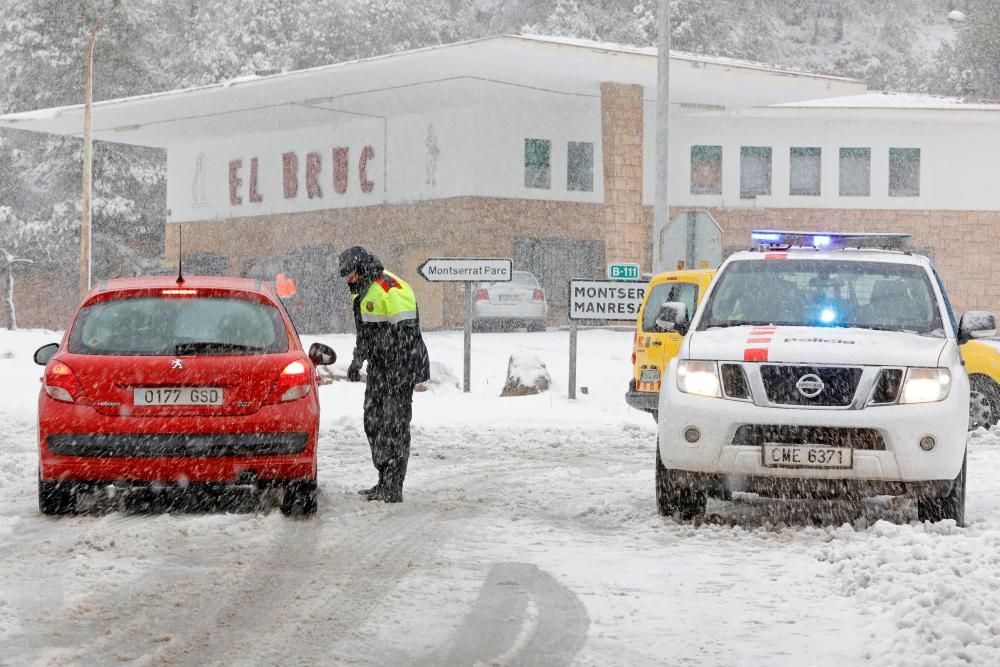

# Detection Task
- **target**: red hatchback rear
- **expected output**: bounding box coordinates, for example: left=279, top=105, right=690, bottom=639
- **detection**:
left=33, top=276, right=337, bottom=517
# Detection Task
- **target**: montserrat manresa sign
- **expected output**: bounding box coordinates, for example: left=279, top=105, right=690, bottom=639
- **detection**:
left=569, top=280, right=646, bottom=320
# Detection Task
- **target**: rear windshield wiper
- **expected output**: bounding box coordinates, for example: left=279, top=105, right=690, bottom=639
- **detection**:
left=174, top=342, right=266, bottom=355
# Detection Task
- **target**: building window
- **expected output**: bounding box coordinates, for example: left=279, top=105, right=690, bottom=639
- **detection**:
left=524, top=138, right=551, bottom=189
left=889, top=147, right=920, bottom=197
left=790, top=147, right=821, bottom=196
left=740, top=146, right=771, bottom=198
left=691, top=145, right=722, bottom=195
left=839, top=147, right=870, bottom=196
left=567, top=141, right=594, bottom=192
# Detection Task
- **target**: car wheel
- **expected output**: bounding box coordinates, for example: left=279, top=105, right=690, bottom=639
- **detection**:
left=38, top=477, right=77, bottom=516
left=280, top=479, right=318, bottom=517
left=968, top=375, right=1000, bottom=431
left=917, top=453, right=966, bottom=526
left=655, top=446, right=706, bottom=520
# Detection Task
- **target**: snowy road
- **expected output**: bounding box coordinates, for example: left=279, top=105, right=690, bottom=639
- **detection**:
left=2, top=329, right=1000, bottom=666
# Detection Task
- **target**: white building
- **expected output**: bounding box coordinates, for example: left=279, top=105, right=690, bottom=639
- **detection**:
left=4, top=35, right=999, bottom=330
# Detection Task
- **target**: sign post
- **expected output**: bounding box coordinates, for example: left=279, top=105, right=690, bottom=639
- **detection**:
left=567, top=279, right=647, bottom=399
left=418, top=257, right=512, bottom=392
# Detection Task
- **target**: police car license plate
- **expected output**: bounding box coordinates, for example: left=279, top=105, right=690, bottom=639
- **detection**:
left=640, top=369, right=661, bottom=384
left=762, top=444, right=852, bottom=469
left=134, top=387, right=224, bottom=406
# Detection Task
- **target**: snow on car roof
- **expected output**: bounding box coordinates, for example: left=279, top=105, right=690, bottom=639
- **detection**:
left=728, top=248, right=931, bottom=265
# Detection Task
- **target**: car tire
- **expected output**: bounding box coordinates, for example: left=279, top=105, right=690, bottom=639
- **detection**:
left=38, top=477, right=77, bottom=516
left=655, top=446, right=706, bottom=520
left=281, top=479, right=318, bottom=517
left=968, top=375, right=1000, bottom=431
left=917, top=453, right=966, bottom=526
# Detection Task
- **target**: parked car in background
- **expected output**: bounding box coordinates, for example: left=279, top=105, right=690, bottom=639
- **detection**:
left=472, top=270, right=547, bottom=332
left=33, top=275, right=337, bottom=517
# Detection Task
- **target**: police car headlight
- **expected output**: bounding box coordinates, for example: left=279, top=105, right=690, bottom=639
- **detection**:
left=677, top=360, right=721, bottom=398
left=900, top=368, right=951, bottom=404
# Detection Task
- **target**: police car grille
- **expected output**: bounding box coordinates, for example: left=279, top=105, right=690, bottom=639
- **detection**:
left=759, top=365, right=862, bottom=407
left=732, top=425, right=885, bottom=451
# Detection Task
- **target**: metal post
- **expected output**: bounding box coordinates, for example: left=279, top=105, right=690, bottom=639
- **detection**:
left=651, top=0, right=671, bottom=273
left=568, top=320, right=578, bottom=399
left=80, top=2, right=117, bottom=298
left=685, top=210, right=697, bottom=268
left=463, top=281, right=472, bottom=393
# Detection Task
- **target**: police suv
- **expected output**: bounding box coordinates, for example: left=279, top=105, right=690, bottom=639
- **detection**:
left=654, top=231, right=996, bottom=525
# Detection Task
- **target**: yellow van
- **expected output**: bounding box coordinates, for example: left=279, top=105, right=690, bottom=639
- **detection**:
left=625, top=269, right=715, bottom=421
left=626, top=268, right=1000, bottom=430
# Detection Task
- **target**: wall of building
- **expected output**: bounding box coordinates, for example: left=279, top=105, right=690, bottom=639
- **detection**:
left=165, top=197, right=607, bottom=331
left=644, top=108, right=1000, bottom=211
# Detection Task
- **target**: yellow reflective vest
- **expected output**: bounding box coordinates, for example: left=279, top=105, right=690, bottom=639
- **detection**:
left=354, top=270, right=418, bottom=325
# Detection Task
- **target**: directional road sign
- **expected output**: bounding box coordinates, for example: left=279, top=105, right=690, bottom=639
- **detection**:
left=418, top=257, right=512, bottom=283
left=568, top=279, right=647, bottom=321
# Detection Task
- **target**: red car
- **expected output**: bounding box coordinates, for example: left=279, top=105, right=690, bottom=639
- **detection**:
left=32, top=275, right=337, bottom=517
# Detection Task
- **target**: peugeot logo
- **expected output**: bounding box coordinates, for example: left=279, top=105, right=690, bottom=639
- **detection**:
left=171, top=359, right=184, bottom=370
left=796, top=373, right=824, bottom=398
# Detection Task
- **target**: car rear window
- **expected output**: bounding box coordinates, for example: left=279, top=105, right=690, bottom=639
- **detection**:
left=68, top=296, right=289, bottom=356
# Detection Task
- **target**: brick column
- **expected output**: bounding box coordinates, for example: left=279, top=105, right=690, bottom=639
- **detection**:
left=601, top=82, right=646, bottom=268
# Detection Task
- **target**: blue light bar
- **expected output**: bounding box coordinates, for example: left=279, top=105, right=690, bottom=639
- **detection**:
left=750, top=230, right=912, bottom=252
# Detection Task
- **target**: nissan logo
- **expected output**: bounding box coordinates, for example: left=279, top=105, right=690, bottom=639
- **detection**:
left=795, top=373, right=824, bottom=398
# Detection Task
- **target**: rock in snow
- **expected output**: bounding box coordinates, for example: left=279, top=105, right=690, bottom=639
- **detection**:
left=500, top=353, right=551, bottom=397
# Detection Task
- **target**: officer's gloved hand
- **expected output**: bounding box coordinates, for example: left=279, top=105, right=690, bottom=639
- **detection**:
left=347, top=361, right=362, bottom=382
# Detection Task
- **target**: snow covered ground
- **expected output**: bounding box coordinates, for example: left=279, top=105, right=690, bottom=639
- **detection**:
left=1, top=327, right=999, bottom=666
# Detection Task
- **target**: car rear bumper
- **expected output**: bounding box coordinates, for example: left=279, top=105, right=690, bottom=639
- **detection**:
left=38, top=395, right=318, bottom=483
left=472, top=302, right=546, bottom=321
left=625, top=381, right=658, bottom=413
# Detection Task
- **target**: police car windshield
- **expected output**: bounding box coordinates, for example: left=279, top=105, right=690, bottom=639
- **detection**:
left=699, top=259, right=944, bottom=335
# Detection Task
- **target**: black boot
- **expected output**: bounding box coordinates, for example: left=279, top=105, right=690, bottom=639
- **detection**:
left=356, top=484, right=379, bottom=496
left=365, top=486, right=385, bottom=501
left=381, top=488, right=403, bottom=503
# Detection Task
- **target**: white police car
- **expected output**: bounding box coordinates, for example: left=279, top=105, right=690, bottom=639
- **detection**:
left=654, top=231, right=996, bottom=525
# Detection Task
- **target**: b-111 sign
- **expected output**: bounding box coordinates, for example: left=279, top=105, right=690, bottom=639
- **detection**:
left=568, top=280, right=647, bottom=321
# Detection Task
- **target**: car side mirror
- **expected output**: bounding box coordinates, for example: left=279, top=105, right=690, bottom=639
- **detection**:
left=308, top=342, right=337, bottom=366
left=655, top=301, right=689, bottom=335
left=959, top=310, right=997, bottom=343
left=33, top=343, right=59, bottom=366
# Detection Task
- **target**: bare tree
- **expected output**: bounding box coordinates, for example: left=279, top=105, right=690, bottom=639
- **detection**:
left=0, top=248, right=33, bottom=330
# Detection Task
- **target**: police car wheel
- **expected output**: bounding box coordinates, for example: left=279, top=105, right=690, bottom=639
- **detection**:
left=968, top=375, right=1000, bottom=431
left=917, top=453, right=966, bottom=526
left=656, top=446, right=706, bottom=520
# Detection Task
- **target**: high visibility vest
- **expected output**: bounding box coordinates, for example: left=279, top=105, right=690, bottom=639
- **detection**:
left=354, top=270, right=418, bottom=325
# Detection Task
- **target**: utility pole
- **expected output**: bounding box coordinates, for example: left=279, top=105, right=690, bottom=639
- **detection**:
left=651, top=0, right=671, bottom=274
left=80, top=0, right=119, bottom=297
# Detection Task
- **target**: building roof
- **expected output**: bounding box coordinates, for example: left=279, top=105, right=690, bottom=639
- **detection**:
left=775, top=91, right=1000, bottom=111
left=0, top=35, right=866, bottom=148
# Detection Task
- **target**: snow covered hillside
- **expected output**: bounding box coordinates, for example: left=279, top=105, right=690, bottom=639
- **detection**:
left=1, top=328, right=999, bottom=665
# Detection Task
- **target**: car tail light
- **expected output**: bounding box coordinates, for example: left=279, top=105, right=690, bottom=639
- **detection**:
left=532, top=288, right=544, bottom=301
left=274, top=360, right=312, bottom=402
left=475, top=288, right=489, bottom=301
left=44, top=362, right=91, bottom=405
left=631, top=351, right=636, bottom=364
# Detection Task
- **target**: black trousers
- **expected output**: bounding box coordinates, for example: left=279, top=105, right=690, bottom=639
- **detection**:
left=363, top=377, right=414, bottom=498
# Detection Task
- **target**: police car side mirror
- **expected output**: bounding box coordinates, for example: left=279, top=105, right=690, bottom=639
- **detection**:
left=33, top=343, right=59, bottom=366
left=308, top=342, right=337, bottom=366
left=656, top=302, right=689, bottom=335
left=958, top=311, right=997, bottom=343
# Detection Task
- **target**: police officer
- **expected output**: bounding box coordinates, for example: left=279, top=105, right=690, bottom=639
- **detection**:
left=339, top=245, right=430, bottom=503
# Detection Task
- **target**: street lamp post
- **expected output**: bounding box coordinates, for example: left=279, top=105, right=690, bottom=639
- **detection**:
left=651, top=0, right=671, bottom=273
left=80, top=0, right=119, bottom=297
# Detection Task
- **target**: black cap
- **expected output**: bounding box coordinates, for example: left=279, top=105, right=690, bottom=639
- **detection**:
left=338, top=245, right=383, bottom=279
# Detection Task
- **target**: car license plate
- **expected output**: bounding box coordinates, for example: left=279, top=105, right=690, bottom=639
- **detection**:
left=640, top=369, right=661, bottom=384
left=498, top=294, right=520, bottom=302
left=762, top=444, right=853, bottom=469
left=134, top=387, right=224, bottom=406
